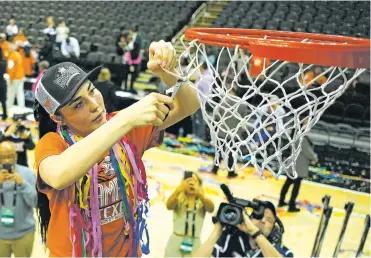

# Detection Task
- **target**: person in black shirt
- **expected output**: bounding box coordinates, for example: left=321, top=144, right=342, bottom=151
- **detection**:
left=1, top=119, right=35, bottom=167
left=93, top=68, right=120, bottom=113
left=193, top=201, right=293, bottom=257
left=0, top=48, right=7, bottom=120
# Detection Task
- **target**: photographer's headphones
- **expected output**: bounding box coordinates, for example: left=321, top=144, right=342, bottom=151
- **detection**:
left=267, top=216, right=284, bottom=246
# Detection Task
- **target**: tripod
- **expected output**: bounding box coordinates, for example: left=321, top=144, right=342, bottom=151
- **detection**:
left=333, top=202, right=355, bottom=257
left=356, top=215, right=370, bottom=257
left=311, top=195, right=333, bottom=257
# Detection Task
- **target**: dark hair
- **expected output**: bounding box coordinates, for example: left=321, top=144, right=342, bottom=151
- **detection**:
left=33, top=100, right=59, bottom=244
left=131, top=24, right=139, bottom=32
left=201, top=62, right=208, bottom=70
left=24, top=45, right=32, bottom=58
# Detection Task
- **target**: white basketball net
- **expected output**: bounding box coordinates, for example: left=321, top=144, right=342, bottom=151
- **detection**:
left=170, top=35, right=367, bottom=179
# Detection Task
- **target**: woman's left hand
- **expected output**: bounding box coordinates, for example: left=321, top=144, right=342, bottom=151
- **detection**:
left=195, top=184, right=204, bottom=198
left=147, top=40, right=177, bottom=77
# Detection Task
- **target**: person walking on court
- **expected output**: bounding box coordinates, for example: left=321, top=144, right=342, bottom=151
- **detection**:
left=192, top=61, right=213, bottom=140
left=278, top=135, right=318, bottom=212
left=0, top=141, right=37, bottom=257
left=6, top=43, right=25, bottom=113
left=0, top=48, right=7, bottom=120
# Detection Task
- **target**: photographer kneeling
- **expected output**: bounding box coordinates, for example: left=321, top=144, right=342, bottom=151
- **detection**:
left=193, top=185, right=293, bottom=257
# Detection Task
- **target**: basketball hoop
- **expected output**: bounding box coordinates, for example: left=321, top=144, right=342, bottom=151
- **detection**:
left=175, top=28, right=370, bottom=179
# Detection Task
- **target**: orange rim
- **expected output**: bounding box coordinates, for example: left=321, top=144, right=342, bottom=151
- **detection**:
left=184, top=28, right=370, bottom=69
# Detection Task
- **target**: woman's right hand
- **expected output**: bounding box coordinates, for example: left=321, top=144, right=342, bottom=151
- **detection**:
left=123, top=93, right=174, bottom=128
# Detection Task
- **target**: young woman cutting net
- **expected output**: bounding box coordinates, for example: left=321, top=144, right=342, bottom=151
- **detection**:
left=34, top=40, right=200, bottom=257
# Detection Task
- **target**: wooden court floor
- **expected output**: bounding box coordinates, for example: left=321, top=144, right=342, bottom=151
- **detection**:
left=30, top=148, right=370, bottom=257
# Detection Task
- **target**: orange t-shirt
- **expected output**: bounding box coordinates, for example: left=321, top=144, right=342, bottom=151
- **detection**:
left=249, top=56, right=271, bottom=78
left=22, top=51, right=36, bottom=76
left=7, top=51, right=25, bottom=81
left=12, top=35, right=28, bottom=48
left=34, top=124, right=164, bottom=257
left=301, top=71, right=327, bottom=86
left=0, top=40, right=10, bottom=59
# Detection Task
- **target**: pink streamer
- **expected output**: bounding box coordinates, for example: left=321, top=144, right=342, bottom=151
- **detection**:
left=69, top=206, right=77, bottom=258
left=89, top=165, right=102, bottom=257
left=84, top=219, right=92, bottom=249
left=122, top=141, right=144, bottom=185
left=121, top=141, right=142, bottom=204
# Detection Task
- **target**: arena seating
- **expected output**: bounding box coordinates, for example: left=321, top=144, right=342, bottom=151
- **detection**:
left=213, top=1, right=370, bottom=129
left=308, top=121, right=370, bottom=184
left=0, top=1, right=201, bottom=64
left=213, top=1, right=370, bottom=38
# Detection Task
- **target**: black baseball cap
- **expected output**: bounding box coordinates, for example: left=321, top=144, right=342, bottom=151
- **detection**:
left=35, top=62, right=101, bottom=114
left=264, top=201, right=277, bottom=219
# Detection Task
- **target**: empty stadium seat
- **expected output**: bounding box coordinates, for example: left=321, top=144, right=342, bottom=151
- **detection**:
left=293, top=22, right=307, bottom=32
left=322, top=24, right=337, bottom=35
left=322, top=102, right=345, bottom=123
left=280, top=21, right=293, bottom=31
left=308, top=23, right=322, bottom=34
left=344, top=104, right=364, bottom=125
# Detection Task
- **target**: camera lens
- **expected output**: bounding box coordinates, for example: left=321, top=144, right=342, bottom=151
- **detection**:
left=220, top=205, right=241, bottom=226
left=225, top=209, right=237, bottom=220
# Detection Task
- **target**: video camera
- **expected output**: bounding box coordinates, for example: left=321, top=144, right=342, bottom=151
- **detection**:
left=216, top=184, right=267, bottom=227
left=12, top=113, right=30, bottom=134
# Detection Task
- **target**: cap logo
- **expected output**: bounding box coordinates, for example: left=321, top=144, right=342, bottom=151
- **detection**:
left=44, top=97, right=52, bottom=111
left=54, top=66, right=80, bottom=88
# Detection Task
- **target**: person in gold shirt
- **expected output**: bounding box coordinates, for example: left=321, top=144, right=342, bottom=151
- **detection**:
left=300, top=67, right=327, bottom=88
left=0, top=34, right=10, bottom=59
left=12, top=29, right=28, bottom=52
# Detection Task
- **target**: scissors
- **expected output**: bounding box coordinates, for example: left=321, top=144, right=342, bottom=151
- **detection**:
left=163, top=78, right=187, bottom=121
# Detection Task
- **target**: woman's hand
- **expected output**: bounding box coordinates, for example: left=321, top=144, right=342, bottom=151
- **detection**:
left=147, top=40, right=177, bottom=81
left=177, top=178, right=193, bottom=192
left=4, top=123, right=17, bottom=137
left=123, top=93, right=174, bottom=128
left=195, top=182, right=204, bottom=198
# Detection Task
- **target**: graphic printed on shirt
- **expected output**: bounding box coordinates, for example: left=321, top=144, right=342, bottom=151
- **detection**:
left=97, top=155, right=126, bottom=225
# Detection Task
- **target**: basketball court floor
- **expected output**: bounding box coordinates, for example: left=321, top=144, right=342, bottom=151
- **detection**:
left=29, top=148, right=370, bottom=257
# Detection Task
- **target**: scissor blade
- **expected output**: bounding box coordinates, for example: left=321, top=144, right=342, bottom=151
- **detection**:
left=170, top=80, right=186, bottom=99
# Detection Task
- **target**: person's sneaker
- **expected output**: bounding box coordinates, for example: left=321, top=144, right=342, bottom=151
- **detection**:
left=227, top=172, right=238, bottom=178
left=277, top=201, right=288, bottom=208
left=129, top=88, right=137, bottom=94
left=288, top=206, right=301, bottom=212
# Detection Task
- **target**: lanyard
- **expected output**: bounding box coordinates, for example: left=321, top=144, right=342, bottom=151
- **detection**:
left=0, top=183, right=17, bottom=208
left=184, top=198, right=198, bottom=238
